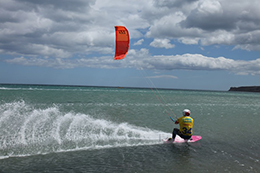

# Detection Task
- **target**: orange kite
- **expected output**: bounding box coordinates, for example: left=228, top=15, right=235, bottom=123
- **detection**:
left=114, top=26, right=129, bottom=60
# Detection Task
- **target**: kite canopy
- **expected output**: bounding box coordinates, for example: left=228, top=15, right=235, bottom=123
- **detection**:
left=114, top=26, right=129, bottom=60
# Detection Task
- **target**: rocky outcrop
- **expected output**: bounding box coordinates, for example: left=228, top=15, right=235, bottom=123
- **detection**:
left=229, top=86, right=260, bottom=92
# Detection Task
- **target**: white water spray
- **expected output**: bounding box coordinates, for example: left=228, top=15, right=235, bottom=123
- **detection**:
left=0, top=101, right=170, bottom=158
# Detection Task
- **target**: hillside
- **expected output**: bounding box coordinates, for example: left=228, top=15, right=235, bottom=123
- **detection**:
left=229, top=86, right=260, bottom=92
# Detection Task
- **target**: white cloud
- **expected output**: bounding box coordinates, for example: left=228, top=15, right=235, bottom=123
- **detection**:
left=178, top=37, right=199, bottom=45
left=6, top=49, right=260, bottom=75
left=150, top=39, right=175, bottom=49
left=1, top=0, right=260, bottom=57
left=147, top=0, right=260, bottom=51
left=133, top=39, right=144, bottom=46
left=1, top=0, right=260, bottom=76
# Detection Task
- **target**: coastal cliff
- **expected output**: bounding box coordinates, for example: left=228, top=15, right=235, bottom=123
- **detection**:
left=229, top=86, right=260, bottom=92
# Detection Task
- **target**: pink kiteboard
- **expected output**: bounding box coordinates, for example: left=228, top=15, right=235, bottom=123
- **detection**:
left=163, top=135, right=202, bottom=143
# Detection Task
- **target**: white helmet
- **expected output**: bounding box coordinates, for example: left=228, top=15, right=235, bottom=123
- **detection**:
left=183, top=109, right=191, bottom=116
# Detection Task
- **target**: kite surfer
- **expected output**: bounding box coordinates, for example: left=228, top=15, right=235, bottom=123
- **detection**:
left=168, top=109, right=194, bottom=141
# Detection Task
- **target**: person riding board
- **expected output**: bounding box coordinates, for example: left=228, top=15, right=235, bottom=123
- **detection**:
left=168, top=109, right=194, bottom=141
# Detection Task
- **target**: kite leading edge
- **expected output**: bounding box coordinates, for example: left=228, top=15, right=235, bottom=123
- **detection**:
left=114, top=26, right=129, bottom=60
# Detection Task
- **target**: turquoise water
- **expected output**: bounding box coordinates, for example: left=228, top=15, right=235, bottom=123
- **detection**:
left=0, top=84, right=259, bottom=172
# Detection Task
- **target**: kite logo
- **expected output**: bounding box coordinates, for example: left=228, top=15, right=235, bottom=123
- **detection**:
left=118, top=30, right=126, bottom=34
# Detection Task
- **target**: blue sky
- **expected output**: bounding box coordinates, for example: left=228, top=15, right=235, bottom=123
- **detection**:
left=0, top=0, right=260, bottom=91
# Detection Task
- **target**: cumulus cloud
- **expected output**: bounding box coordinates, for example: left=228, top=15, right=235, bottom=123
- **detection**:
left=1, top=0, right=260, bottom=76
left=150, top=39, right=175, bottom=49
left=6, top=50, right=260, bottom=75
left=0, top=0, right=123, bottom=58
left=128, top=52, right=260, bottom=75
left=133, top=39, right=144, bottom=46
left=147, top=0, right=260, bottom=50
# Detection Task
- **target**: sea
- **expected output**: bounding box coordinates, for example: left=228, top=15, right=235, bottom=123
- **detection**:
left=0, top=84, right=259, bottom=173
